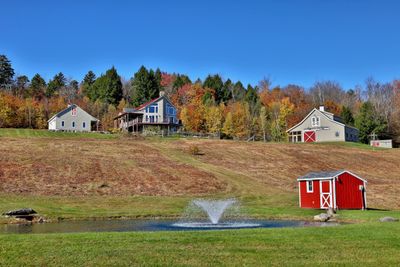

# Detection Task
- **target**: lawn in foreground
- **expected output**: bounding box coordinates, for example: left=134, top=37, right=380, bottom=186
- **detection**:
left=0, top=222, right=399, bottom=266
left=0, top=128, right=117, bottom=139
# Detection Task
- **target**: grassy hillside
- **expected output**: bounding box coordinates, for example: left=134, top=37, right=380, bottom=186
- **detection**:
left=0, top=128, right=399, bottom=223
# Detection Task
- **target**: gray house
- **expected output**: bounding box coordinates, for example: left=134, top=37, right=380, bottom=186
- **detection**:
left=114, top=91, right=180, bottom=133
left=48, top=104, right=99, bottom=132
left=287, top=106, right=359, bottom=143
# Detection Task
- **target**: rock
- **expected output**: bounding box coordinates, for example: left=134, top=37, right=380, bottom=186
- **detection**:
left=3, top=208, right=37, bottom=216
left=379, top=216, right=399, bottom=222
left=314, top=213, right=330, bottom=222
left=327, top=208, right=336, bottom=217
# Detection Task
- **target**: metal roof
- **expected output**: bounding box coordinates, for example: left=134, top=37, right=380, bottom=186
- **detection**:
left=298, top=170, right=345, bottom=179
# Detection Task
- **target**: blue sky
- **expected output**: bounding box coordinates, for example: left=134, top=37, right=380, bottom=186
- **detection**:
left=2, top=0, right=400, bottom=89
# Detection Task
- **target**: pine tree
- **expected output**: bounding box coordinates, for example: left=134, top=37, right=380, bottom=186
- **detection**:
left=81, top=70, right=96, bottom=98
left=0, top=55, right=15, bottom=86
left=355, top=102, right=386, bottom=143
left=30, top=74, right=46, bottom=99
left=131, top=66, right=162, bottom=107
left=203, top=74, right=226, bottom=104
left=91, top=67, right=123, bottom=106
left=46, top=72, right=66, bottom=97
left=341, top=106, right=355, bottom=126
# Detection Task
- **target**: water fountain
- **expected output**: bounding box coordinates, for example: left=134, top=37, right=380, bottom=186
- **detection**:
left=172, top=198, right=261, bottom=229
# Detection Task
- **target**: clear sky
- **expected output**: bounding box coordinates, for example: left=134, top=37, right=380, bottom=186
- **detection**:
left=2, top=0, right=400, bottom=89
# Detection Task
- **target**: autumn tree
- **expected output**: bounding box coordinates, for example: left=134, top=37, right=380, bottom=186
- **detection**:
left=205, top=103, right=224, bottom=137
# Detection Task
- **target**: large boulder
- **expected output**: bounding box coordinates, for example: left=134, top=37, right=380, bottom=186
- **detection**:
left=379, top=216, right=399, bottom=222
left=314, top=213, right=330, bottom=222
left=3, top=208, right=37, bottom=216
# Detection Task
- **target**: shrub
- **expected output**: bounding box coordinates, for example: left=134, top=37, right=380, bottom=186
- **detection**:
left=188, top=145, right=201, bottom=155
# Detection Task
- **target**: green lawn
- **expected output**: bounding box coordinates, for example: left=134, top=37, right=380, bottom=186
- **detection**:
left=0, top=222, right=399, bottom=266
left=0, top=128, right=117, bottom=139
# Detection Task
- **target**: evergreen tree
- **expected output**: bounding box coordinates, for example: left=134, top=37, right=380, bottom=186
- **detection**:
left=130, top=66, right=163, bottom=107
left=0, top=55, right=15, bottom=86
left=203, top=74, right=226, bottom=104
left=245, top=84, right=260, bottom=116
left=91, top=67, right=123, bottom=106
left=221, top=79, right=233, bottom=103
left=173, top=74, right=191, bottom=90
left=341, top=106, right=355, bottom=126
left=46, top=72, right=66, bottom=97
left=131, top=66, right=151, bottom=107
left=232, top=81, right=246, bottom=101
left=81, top=70, right=96, bottom=98
left=355, top=102, right=386, bottom=143
left=15, top=75, right=30, bottom=96
left=30, top=74, right=46, bottom=99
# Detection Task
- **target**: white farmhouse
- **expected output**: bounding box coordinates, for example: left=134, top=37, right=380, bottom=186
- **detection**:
left=287, top=106, right=359, bottom=143
left=48, top=104, right=99, bottom=132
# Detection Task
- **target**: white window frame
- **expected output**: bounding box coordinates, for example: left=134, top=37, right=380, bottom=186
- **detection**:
left=82, top=122, right=86, bottom=128
left=72, top=121, right=75, bottom=128
left=306, top=181, right=313, bottom=193
left=61, top=121, right=65, bottom=127
left=311, top=116, right=320, bottom=127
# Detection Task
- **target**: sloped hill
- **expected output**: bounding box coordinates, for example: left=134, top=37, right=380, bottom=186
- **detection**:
left=0, top=131, right=399, bottom=210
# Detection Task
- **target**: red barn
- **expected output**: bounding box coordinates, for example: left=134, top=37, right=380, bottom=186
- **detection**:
left=297, top=170, right=367, bottom=210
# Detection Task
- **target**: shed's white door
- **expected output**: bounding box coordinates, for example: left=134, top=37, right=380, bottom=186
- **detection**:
left=320, top=180, right=332, bottom=209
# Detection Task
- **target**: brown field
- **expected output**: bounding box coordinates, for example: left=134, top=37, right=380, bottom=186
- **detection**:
left=1, top=135, right=400, bottom=209
left=0, top=138, right=226, bottom=196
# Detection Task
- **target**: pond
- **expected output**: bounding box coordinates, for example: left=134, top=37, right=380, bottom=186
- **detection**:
left=0, top=219, right=339, bottom=234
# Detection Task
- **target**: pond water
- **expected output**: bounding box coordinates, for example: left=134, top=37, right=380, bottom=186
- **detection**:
left=0, top=219, right=339, bottom=234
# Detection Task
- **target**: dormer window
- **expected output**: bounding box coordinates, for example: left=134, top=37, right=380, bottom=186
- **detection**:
left=311, top=116, right=320, bottom=127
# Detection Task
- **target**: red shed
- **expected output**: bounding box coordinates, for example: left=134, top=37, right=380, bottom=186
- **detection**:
left=297, top=170, right=367, bottom=210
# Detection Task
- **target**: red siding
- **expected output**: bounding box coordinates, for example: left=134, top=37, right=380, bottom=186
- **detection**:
left=299, top=180, right=320, bottom=208
left=335, top=172, right=364, bottom=209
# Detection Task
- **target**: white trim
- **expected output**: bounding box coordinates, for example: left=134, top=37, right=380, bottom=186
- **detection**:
left=297, top=170, right=367, bottom=183
left=297, top=177, right=335, bottom=181
left=306, top=180, right=313, bottom=193
left=319, top=180, right=333, bottom=209
left=298, top=181, right=302, bottom=207
left=333, top=176, right=337, bottom=209
left=363, top=181, right=368, bottom=209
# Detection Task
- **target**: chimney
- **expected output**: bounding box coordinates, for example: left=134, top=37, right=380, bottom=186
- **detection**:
left=159, top=90, right=165, bottom=97
left=319, top=106, right=325, bottom=112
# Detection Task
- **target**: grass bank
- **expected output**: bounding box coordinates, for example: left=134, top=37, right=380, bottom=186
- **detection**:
left=0, top=222, right=399, bottom=266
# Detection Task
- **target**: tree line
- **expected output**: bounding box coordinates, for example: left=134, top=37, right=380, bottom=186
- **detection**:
left=1, top=54, right=399, bottom=144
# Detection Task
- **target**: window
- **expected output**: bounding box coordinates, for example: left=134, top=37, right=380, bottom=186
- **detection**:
left=72, top=121, right=75, bottom=128
left=146, top=115, right=148, bottom=122
left=335, top=131, right=340, bottom=137
left=71, top=108, right=77, bottom=116
left=311, top=116, right=320, bottom=127
left=289, top=131, right=302, bottom=142
left=83, top=122, right=86, bottom=128
left=148, top=104, right=158, bottom=113
left=61, top=121, right=65, bottom=127
left=167, top=104, right=176, bottom=115
left=150, top=116, right=154, bottom=123
left=306, top=181, right=313, bottom=193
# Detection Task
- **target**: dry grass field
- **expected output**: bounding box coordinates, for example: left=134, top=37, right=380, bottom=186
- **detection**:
left=1, top=130, right=399, bottom=211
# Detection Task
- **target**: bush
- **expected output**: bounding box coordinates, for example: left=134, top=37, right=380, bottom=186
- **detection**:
left=188, top=145, right=201, bottom=155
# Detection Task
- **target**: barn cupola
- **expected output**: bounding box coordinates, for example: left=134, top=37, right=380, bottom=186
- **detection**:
left=319, top=106, right=325, bottom=112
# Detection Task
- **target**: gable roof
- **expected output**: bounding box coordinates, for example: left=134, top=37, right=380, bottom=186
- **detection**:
left=297, top=170, right=367, bottom=183
left=47, top=104, right=99, bottom=122
left=136, top=97, right=161, bottom=110
left=286, top=108, right=357, bottom=132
